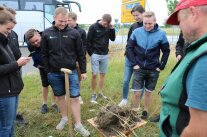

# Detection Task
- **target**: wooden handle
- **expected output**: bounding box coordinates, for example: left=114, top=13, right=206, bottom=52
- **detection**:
left=61, top=68, right=72, bottom=74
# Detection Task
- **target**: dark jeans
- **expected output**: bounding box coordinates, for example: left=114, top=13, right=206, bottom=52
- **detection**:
left=132, top=68, right=159, bottom=92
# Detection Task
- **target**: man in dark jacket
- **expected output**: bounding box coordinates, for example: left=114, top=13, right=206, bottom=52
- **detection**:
left=119, top=5, right=145, bottom=107
left=41, top=7, right=90, bottom=136
left=6, top=7, right=28, bottom=126
left=0, top=7, right=31, bottom=136
left=24, top=29, right=58, bottom=114
left=67, top=12, right=87, bottom=104
left=175, top=31, right=190, bottom=62
left=87, top=14, right=116, bottom=104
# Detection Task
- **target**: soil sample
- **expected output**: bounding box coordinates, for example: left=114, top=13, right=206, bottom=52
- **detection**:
left=95, top=104, right=141, bottom=136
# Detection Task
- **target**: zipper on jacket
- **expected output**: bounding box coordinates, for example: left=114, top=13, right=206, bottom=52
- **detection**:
left=59, top=31, right=63, bottom=67
left=144, top=32, right=149, bottom=67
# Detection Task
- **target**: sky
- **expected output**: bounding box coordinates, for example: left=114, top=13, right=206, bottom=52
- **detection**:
left=72, top=0, right=169, bottom=26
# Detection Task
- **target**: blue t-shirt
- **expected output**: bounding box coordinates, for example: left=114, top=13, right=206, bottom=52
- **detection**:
left=186, top=54, right=207, bottom=111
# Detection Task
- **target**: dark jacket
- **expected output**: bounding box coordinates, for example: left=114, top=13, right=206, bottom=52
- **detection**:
left=27, top=32, right=43, bottom=68
left=127, top=24, right=170, bottom=70
left=0, top=33, right=24, bottom=97
left=87, top=20, right=116, bottom=56
left=8, top=30, right=21, bottom=60
left=74, top=24, right=87, bottom=55
left=175, top=32, right=188, bottom=57
left=125, top=22, right=143, bottom=57
left=41, top=25, right=86, bottom=73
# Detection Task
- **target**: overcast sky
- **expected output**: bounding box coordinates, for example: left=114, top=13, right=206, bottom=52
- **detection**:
left=72, top=0, right=168, bottom=26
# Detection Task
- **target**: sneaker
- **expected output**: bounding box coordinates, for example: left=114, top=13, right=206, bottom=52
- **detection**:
left=56, top=117, right=68, bottom=130
left=51, top=104, right=59, bottom=112
left=15, top=113, right=28, bottom=126
left=74, top=124, right=90, bottom=137
left=41, top=104, right=48, bottom=114
left=90, top=94, right=97, bottom=104
left=98, top=92, right=108, bottom=99
left=150, top=114, right=160, bottom=123
left=118, top=99, right=128, bottom=107
left=79, top=96, right=84, bottom=104
left=141, top=110, right=148, bottom=120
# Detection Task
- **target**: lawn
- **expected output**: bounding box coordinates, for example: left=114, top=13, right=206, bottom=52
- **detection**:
left=15, top=45, right=176, bottom=137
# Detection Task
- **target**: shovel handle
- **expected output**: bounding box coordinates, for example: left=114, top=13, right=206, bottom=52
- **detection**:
left=61, top=68, right=72, bottom=74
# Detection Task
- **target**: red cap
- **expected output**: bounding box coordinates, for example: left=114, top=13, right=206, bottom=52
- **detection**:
left=166, top=0, right=207, bottom=25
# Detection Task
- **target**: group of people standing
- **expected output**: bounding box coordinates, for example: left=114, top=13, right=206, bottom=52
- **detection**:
left=0, top=5, right=116, bottom=136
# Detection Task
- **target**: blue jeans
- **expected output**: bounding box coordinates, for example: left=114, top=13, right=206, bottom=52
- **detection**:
left=48, top=69, right=80, bottom=97
left=0, top=96, right=18, bottom=137
left=122, top=57, right=134, bottom=99
left=122, top=57, right=144, bottom=99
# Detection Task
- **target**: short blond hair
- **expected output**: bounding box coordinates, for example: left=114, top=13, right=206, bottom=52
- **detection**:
left=0, top=6, right=16, bottom=24
left=54, top=7, right=68, bottom=17
left=143, top=11, right=156, bottom=19
left=68, top=12, right=77, bottom=21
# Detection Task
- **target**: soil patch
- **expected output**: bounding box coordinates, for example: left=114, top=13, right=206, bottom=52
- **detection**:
left=95, top=104, right=141, bottom=136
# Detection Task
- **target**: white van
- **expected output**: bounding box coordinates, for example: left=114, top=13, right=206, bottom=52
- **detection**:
left=0, top=0, right=81, bottom=44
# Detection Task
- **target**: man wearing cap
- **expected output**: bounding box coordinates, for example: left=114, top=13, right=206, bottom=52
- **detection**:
left=159, top=0, right=207, bottom=136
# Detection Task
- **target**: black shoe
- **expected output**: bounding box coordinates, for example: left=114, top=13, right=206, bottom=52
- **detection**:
left=51, top=104, right=59, bottom=112
left=150, top=114, right=160, bottom=123
left=15, top=113, right=28, bottom=126
left=41, top=104, right=48, bottom=114
left=141, top=110, right=148, bottom=120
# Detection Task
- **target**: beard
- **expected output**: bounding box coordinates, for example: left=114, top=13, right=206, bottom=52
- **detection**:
left=183, top=30, right=198, bottom=44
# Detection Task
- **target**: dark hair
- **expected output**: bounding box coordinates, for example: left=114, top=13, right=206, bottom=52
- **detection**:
left=24, top=29, right=38, bottom=41
left=0, top=6, right=16, bottom=24
left=102, top=14, right=112, bottom=24
left=131, top=5, right=145, bottom=14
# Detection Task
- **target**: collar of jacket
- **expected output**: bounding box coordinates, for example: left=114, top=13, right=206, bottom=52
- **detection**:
left=0, top=33, right=8, bottom=46
left=52, top=21, right=68, bottom=31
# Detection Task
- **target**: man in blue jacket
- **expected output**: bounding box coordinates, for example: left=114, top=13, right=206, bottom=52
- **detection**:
left=126, top=11, right=170, bottom=119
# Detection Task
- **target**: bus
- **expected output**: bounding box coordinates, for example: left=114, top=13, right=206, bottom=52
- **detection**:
left=0, top=0, right=81, bottom=43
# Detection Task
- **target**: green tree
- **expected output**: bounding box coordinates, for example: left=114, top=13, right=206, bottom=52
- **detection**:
left=166, top=0, right=179, bottom=15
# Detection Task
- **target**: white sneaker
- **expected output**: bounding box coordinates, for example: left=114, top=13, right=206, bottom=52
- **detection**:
left=90, top=94, right=97, bottom=104
left=118, top=99, right=128, bottom=107
left=56, top=117, right=68, bottom=130
left=98, top=93, right=108, bottom=99
left=79, top=96, right=84, bottom=104
left=74, top=124, right=90, bottom=137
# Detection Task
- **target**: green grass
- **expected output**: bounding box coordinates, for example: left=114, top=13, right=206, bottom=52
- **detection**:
left=15, top=46, right=176, bottom=137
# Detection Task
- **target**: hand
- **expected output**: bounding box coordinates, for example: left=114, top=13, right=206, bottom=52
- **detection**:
left=176, top=55, right=182, bottom=62
left=17, top=57, right=31, bottom=67
left=81, top=73, right=87, bottom=81
left=133, top=65, right=139, bottom=70
left=156, top=68, right=161, bottom=72
left=108, top=24, right=114, bottom=29
left=37, top=65, right=44, bottom=68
